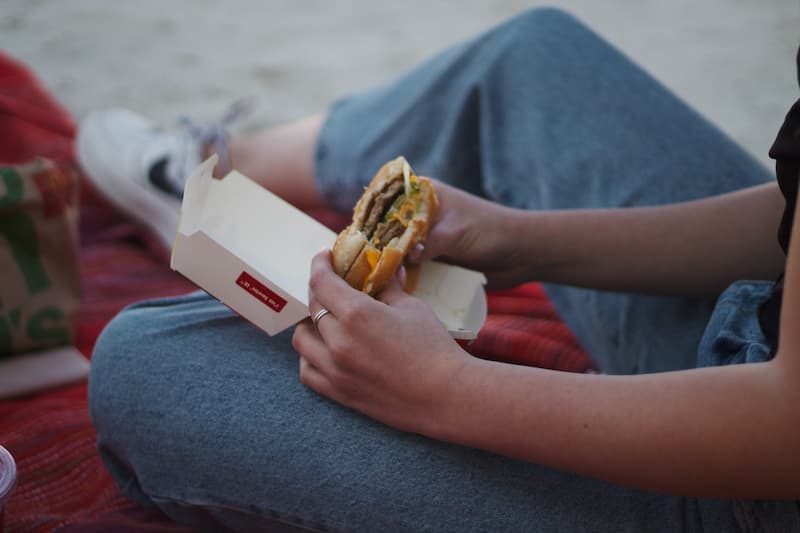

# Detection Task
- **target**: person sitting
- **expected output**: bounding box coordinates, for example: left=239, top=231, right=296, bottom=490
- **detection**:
left=79, top=8, right=800, bottom=532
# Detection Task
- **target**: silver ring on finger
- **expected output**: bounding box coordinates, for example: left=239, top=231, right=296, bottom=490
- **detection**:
left=312, top=307, right=331, bottom=328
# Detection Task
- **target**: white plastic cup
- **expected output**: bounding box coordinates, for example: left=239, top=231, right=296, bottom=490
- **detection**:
left=0, top=445, right=16, bottom=530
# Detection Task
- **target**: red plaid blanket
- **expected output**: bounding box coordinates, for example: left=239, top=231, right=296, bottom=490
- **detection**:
left=0, top=51, right=594, bottom=533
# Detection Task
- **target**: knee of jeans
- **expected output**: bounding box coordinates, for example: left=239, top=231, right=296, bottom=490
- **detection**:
left=485, top=7, right=603, bottom=88
left=508, top=6, right=590, bottom=44
left=87, top=305, right=167, bottom=503
left=88, top=303, right=161, bottom=437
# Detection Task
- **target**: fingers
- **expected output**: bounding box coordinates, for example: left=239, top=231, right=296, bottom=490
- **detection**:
left=308, top=248, right=376, bottom=341
left=293, top=320, right=335, bottom=377
left=298, top=356, right=325, bottom=390
left=406, top=243, right=425, bottom=264
left=309, top=249, right=367, bottom=310
left=311, top=306, right=333, bottom=329
left=298, top=347, right=335, bottom=399
left=377, top=268, right=410, bottom=306
left=395, top=264, right=407, bottom=288
left=308, top=249, right=366, bottom=326
left=307, top=248, right=413, bottom=331
left=294, top=314, right=352, bottom=406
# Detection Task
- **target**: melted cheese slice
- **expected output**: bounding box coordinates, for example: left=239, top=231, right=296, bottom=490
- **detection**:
left=365, top=247, right=381, bottom=269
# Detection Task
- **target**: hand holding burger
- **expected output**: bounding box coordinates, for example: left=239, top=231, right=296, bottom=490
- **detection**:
left=332, top=157, right=438, bottom=295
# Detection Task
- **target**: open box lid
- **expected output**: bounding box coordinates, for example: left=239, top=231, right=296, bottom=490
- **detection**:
left=171, top=156, right=487, bottom=339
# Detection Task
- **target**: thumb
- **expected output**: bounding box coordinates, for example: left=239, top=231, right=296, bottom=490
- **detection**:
left=377, top=266, right=409, bottom=306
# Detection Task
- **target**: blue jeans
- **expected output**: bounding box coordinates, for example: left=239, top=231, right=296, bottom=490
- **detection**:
left=89, top=8, right=798, bottom=532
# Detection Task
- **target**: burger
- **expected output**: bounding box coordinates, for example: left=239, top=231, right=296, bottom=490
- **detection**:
left=332, top=156, right=438, bottom=295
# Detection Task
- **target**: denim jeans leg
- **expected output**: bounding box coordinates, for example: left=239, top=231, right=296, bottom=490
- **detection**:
left=89, top=292, right=738, bottom=532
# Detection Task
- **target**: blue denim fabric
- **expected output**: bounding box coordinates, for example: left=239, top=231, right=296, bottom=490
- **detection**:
left=697, top=281, right=800, bottom=532
left=89, top=7, right=794, bottom=532
left=90, top=292, right=733, bottom=533
left=697, top=281, right=776, bottom=369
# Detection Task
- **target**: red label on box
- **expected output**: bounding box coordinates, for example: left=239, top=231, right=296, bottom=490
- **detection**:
left=236, top=271, right=287, bottom=313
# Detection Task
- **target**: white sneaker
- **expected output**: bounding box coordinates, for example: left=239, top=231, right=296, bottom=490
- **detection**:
left=76, top=101, right=251, bottom=250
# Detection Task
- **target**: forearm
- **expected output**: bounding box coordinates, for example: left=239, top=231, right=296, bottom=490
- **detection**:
left=506, top=182, right=785, bottom=296
left=431, top=357, right=800, bottom=498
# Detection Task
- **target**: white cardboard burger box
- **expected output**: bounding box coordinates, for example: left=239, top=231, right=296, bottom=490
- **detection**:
left=170, top=156, right=487, bottom=339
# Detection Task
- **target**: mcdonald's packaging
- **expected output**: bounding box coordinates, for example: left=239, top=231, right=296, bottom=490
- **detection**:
left=171, top=156, right=487, bottom=339
left=0, top=158, right=87, bottom=398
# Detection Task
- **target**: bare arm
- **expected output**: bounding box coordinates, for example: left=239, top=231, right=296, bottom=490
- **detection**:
left=433, top=349, right=798, bottom=498
left=428, top=188, right=799, bottom=498
left=429, top=181, right=785, bottom=296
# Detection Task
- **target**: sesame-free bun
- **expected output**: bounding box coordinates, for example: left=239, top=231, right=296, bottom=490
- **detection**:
left=332, top=157, right=438, bottom=296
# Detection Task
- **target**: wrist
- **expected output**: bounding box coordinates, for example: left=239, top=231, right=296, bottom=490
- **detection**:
left=488, top=207, right=552, bottom=286
left=424, top=354, right=490, bottom=444
left=509, top=209, right=570, bottom=283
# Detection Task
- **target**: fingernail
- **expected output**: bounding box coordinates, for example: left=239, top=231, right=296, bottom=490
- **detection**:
left=396, top=265, right=407, bottom=287
left=409, top=243, right=424, bottom=262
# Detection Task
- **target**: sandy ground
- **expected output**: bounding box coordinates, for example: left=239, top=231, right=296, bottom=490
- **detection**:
left=2, top=1, right=799, bottom=167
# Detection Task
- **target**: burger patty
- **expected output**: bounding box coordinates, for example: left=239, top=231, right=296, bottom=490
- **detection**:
left=363, top=179, right=404, bottom=237
left=373, top=219, right=405, bottom=247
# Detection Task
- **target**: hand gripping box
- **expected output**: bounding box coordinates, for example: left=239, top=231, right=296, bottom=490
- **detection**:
left=170, top=156, right=487, bottom=339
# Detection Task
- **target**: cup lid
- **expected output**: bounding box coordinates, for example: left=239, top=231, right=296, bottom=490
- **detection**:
left=0, top=445, right=17, bottom=500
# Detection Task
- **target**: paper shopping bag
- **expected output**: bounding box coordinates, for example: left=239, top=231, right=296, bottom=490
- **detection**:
left=0, top=157, right=81, bottom=357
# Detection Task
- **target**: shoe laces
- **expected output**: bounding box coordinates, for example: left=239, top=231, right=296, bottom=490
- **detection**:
left=171, top=98, right=255, bottom=190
